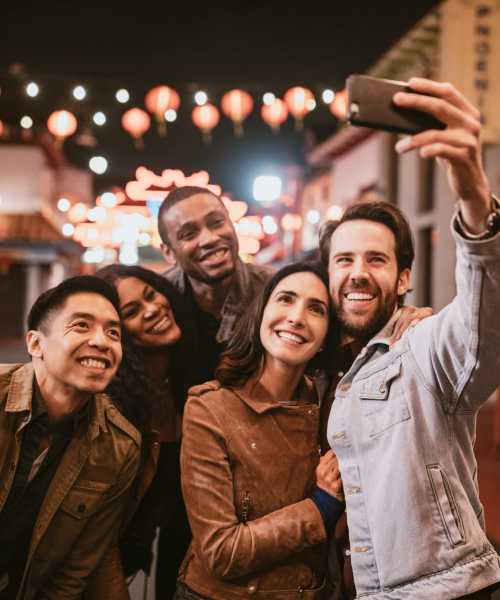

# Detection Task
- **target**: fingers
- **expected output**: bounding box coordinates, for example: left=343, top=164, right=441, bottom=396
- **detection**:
left=407, top=78, right=481, bottom=120
left=390, top=306, right=433, bottom=344
left=393, top=92, right=480, bottom=135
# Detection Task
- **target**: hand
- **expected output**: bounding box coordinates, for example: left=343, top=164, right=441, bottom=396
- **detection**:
left=390, top=305, right=433, bottom=345
left=316, top=449, right=344, bottom=501
left=393, top=78, right=491, bottom=232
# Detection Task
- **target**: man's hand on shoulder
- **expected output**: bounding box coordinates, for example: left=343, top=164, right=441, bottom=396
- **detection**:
left=393, top=78, right=492, bottom=234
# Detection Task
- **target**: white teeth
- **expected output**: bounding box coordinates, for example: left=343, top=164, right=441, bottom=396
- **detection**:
left=80, top=358, right=106, bottom=369
left=203, top=249, right=226, bottom=261
left=277, top=331, right=305, bottom=344
left=346, top=292, right=375, bottom=301
left=152, top=316, right=169, bottom=333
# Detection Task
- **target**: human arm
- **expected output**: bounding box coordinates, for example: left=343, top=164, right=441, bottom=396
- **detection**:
left=180, top=394, right=329, bottom=581
left=393, top=79, right=500, bottom=411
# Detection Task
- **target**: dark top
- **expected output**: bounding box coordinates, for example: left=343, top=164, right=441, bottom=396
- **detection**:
left=0, top=387, right=87, bottom=599
left=320, top=340, right=361, bottom=600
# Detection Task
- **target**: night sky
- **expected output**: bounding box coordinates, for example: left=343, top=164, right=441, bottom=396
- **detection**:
left=1, top=1, right=441, bottom=202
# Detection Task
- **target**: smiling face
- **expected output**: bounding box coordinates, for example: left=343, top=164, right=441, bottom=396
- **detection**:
left=29, top=292, right=122, bottom=396
left=328, top=219, right=410, bottom=339
left=259, top=272, right=329, bottom=370
left=116, top=276, right=182, bottom=348
left=160, top=192, right=239, bottom=285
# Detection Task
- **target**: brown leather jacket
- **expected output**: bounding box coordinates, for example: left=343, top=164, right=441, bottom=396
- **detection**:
left=0, top=363, right=141, bottom=600
left=179, top=376, right=329, bottom=600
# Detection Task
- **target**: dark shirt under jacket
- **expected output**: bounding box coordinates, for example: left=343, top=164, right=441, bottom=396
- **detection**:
left=320, top=341, right=361, bottom=600
left=0, top=387, right=87, bottom=599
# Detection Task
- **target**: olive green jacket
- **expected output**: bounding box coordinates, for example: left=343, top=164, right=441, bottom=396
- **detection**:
left=0, top=363, right=141, bottom=600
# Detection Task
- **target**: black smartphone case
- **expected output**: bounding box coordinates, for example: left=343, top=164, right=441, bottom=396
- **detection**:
left=346, top=75, right=446, bottom=135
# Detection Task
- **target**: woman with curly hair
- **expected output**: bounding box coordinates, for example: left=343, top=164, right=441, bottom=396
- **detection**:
left=86, top=264, right=196, bottom=599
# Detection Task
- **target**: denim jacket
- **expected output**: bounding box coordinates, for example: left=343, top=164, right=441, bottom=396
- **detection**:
left=0, top=363, right=140, bottom=600
left=327, top=221, right=500, bottom=599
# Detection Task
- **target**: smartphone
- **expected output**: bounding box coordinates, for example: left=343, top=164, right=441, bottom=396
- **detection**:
left=346, top=75, right=446, bottom=135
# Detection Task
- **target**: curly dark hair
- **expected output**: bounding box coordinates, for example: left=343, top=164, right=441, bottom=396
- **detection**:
left=216, top=261, right=337, bottom=388
left=95, top=264, right=196, bottom=433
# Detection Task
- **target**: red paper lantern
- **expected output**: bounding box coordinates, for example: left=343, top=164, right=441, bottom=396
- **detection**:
left=145, top=85, right=180, bottom=136
left=192, top=104, right=220, bottom=143
left=221, top=89, right=253, bottom=136
left=47, top=110, right=78, bottom=143
left=283, top=87, right=314, bottom=130
left=329, top=89, right=348, bottom=120
left=261, top=98, right=288, bottom=132
left=121, top=108, right=151, bottom=149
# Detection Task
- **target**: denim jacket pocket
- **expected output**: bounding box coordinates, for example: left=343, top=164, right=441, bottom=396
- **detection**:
left=60, top=480, right=111, bottom=520
left=427, top=464, right=466, bottom=547
left=358, top=359, right=410, bottom=437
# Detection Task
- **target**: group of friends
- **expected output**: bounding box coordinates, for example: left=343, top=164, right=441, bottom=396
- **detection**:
left=1, top=78, right=499, bottom=600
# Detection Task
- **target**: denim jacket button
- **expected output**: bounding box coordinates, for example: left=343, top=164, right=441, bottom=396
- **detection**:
left=379, top=383, right=386, bottom=393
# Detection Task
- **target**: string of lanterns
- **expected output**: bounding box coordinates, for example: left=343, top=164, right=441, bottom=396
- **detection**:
left=1, top=80, right=349, bottom=148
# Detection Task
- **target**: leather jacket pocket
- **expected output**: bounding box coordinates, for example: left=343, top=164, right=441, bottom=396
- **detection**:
left=60, top=480, right=111, bottom=519
left=358, top=359, right=410, bottom=437
left=427, top=464, right=465, bottom=547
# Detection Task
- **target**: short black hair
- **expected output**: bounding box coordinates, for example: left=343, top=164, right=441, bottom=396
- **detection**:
left=319, top=200, right=415, bottom=273
left=157, top=185, right=225, bottom=245
left=27, top=275, right=120, bottom=333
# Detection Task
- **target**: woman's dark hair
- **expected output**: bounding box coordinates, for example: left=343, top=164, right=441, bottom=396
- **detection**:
left=216, top=261, right=336, bottom=388
left=95, top=264, right=196, bottom=432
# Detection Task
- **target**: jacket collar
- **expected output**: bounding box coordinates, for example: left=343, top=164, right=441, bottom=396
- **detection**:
left=232, top=374, right=316, bottom=414
left=5, top=362, right=106, bottom=436
left=5, top=363, right=35, bottom=413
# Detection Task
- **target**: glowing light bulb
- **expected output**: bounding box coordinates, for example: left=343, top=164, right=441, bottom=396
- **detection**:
left=89, top=156, right=108, bottom=175
left=164, top=109, right=177, bottom=122
left=322, top=89, right=335, bottom=104
left=73, top=85, right=87, bottom=101
left=57, top=198, right=71, bottom=212
left=195, top=91, right=208, bottom=106
left=93, top=111, right=106, bottom=126
left=26, top=82, right=39, bottom=97
left=263, top=93, right=276, bottom=106
left=115, top=88, right=130, bottom=103
left=20, top=116, right=33, bottom=129
left=62, top=223, right=75, bottom=237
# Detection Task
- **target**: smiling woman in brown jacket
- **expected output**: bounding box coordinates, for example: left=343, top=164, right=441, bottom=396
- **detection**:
left=176, top=262, right=345, bottom=600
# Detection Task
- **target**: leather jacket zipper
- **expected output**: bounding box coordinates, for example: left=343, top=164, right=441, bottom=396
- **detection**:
left=241, top=491, right=250, bottom=523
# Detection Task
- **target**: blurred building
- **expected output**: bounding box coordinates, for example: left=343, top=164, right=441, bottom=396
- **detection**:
left=0, top=135, right=89, bottom=340
left=301, top=0, right=500, bottom=311
left=300, top=0, right=500, bottom=553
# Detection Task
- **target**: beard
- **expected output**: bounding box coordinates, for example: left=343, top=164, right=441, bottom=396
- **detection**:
left=334, top=283, right=400, bottom=341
